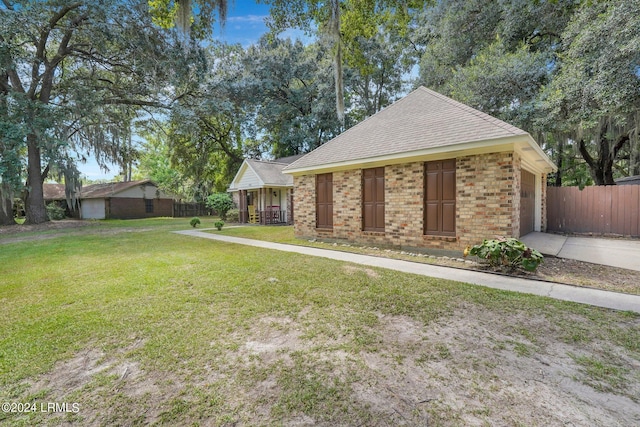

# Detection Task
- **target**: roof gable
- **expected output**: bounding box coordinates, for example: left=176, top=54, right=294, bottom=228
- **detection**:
left=284, top=87, right=551, bottom=173
left=229, top=159, right=294, bottom=191
left=80, top=180, right=157, bottom=198
left=44, top=180, right=174, bottom=200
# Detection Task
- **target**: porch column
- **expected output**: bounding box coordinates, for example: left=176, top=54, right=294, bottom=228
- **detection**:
left=260, top=188, right=265, bottom=225
left=268, top=187, right=273, bottom=224
left=239, top=190, right=246, bottom=223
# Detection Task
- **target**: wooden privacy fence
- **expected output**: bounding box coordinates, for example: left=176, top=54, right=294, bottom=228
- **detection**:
left=547, top=185, right=640, bottom=237
left=172, top=202, right=212, bottom=217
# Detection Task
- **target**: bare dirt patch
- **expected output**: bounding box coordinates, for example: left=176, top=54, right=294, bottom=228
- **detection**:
left=343, top=264, right=380, bottom=278
left=537, top=256, right=640, bottom=294
left=230, top=310, right=640, bottom=426
left=11, top=306, right=640, bottom=426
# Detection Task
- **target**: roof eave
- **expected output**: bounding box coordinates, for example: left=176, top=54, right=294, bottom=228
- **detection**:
left=283, top=135, right=545, bottom=175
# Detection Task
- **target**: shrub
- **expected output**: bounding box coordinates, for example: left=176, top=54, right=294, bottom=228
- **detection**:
left=465, top=237, right=543, bottom=272
left=46, top=202, right=66, bottom=220
left=226, top=208, right=239, bottom=223
left=214, top=220, right=224, bottom=231
left=206, top=193, right=234, bottom=220
left=190, top=217, right=201, bottom=228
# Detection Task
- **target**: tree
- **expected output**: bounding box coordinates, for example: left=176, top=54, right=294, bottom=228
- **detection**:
left=346, top=31, right=412, bottom=121
left=543, top=0, right=640, bottom=185
left=416, top=0, right=574, bottom=92
left=415, top=0, right=640, bottom=185
left=206, top=192, right=233, bottom=219
left=135, top=128, right=190, bottom=199
left=447, top=40, right=550, bottom=131
left=262, top=0, right=428, bottom=123
left=0, top=69, right=23, bottom=225
left=242, top=36, right=345, bottom=157
left=0, top=0, right=194, bottom=224
left=148, top=0, right=228, bottom=38
left=159, top=42, right=248, bottom=198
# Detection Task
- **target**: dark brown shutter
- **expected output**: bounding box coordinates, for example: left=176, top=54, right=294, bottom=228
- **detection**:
left=363, top=167, right=385, bottom=232
left=424, top=160, right=456, bottom=236
left=316, top=173, right=333, bottom=229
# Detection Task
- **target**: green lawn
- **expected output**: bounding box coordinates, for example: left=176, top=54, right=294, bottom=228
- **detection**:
left=1, top=219, right=639, bottom=426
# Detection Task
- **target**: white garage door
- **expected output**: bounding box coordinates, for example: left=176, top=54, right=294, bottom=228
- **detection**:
left=81, top=199, right=105, bottom=219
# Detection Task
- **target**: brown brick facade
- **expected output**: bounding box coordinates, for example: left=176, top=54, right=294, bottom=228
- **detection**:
left=106, top=197, right=173, bottom=219
left=456, top=152, right=519, bottom=248
left=293, top=151, right=545, bottom=253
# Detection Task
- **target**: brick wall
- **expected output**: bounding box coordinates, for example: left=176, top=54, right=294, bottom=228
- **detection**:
left=384, top=163, right=424, bottom=246
left=333, top=169, right=363, bottom=240
left=457, top=152, right=518, bottom=247
left=292, top=175, right=316, bottom=237
left=107, top=197, right=173, bottom=219
left=293, top=151, right=531, bottom=252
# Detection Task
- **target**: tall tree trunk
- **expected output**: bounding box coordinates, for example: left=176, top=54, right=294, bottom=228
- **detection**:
left=554, top=138, right=563, bottom=187
left=0, top=184, right=15, bottom=226
left=24, top=134, right=48, bottom=224
left=578, top=133, right=629, bottom=186
left=0, top=72, right=14, bottom=226
left=330, top=0, right=344, bottom=124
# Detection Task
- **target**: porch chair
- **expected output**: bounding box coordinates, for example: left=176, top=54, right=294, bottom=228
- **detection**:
left=248, top=205, right=258, bottom=224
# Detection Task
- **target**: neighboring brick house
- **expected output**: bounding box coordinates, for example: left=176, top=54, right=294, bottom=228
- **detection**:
left=282, top=87, right=557, bottom=252
left=44, top=180, right=175, bottom=219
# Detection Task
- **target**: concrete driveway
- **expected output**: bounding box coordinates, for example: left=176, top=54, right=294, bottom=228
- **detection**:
left=521, top=233, right=640, bottom=272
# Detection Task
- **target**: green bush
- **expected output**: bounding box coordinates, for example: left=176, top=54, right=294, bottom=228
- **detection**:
left=190, top=217, right=201, bottom=228
left=46, top=202, right=66, bottom=220
left=465, top=237, right=543, bottom=272
left=206, top=193, right=234, bottom=220
left=226, top=208, right=239, bottom=223
left=214, top=220, right=224, bottom=231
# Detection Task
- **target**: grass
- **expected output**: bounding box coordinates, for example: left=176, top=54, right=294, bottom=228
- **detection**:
left=209, top=225, right=640, bottom=295
left=571, top=355, right=629, bottom=394
left=208, top=224, right=459, bottom=265
left=1, top=219, right=639, bottom=425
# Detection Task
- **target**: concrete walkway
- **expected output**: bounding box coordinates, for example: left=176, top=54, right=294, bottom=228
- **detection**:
left=174, top=229, right=640, bottom=314
left=520, top=232, right=640, bottom=272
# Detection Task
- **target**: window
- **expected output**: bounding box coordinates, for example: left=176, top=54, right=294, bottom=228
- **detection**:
left=362, top=167, right=385, bottom=232
left=145, top=199, right=154, bottom=213
left=424, top=160, right=456, bottom=236
left=316, top=173, right=333, bottom=229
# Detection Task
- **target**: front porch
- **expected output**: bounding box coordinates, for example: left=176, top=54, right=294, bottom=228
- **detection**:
left=236, top=187, right=293, bottom=225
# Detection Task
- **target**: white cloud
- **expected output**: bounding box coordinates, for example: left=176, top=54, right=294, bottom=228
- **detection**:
left=227, top=15, right=268, bottom=24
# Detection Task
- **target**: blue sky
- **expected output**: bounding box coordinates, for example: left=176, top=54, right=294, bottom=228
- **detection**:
left=79, top=1, right=298, bottom=181
left=216, top=2, right=271, bottom=46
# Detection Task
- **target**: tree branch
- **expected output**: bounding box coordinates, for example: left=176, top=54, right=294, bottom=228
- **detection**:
left=197, top=116, right=242, bottom=162
left=578, top=138, right=595, bottom=168
left=612, top=133, right=630, bottom=157
left=102, top=98, right=170, bottom=109
left=29, top=3, right=84, bottom=99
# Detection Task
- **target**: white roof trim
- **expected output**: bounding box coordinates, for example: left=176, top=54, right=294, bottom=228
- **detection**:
left=284, top=134, right=556, bottom=175
left=228, top=160, right=265, bottom=191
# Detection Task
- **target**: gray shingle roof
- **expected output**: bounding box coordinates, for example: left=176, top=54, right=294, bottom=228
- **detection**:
left=44, top=180, right=167, bottom=200
left=284, top=86, right=530, bottom=172
left=246, top=159, right=293, bottom=186
left=79, top=180, right=154, bottom=199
